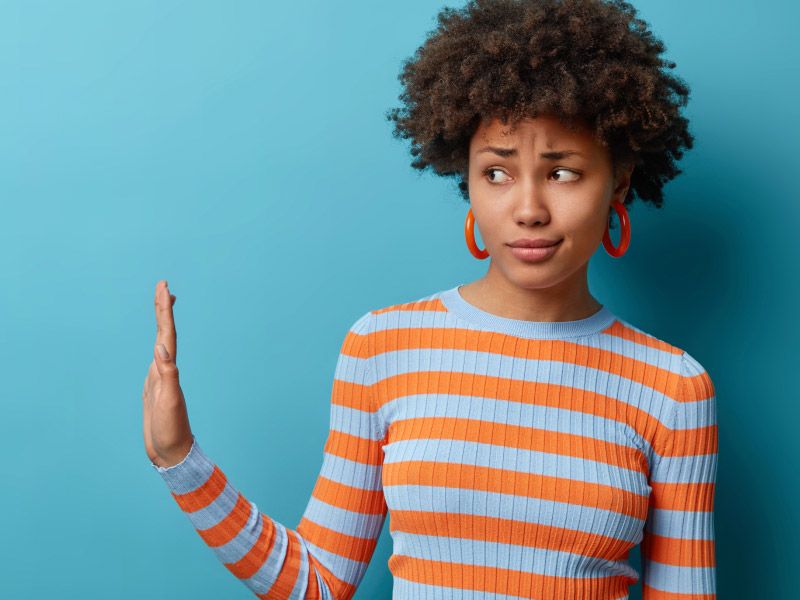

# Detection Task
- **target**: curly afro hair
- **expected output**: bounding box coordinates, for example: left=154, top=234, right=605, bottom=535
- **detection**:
left=385, top=0, right=694, bottom=209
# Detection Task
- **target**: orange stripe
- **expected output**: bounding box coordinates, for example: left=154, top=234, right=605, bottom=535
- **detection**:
left=391, top=509, right=633, bottom=558
left=650, top=481, right=715, bottom=512
left=172, top=465, right=225, bottom=513
left=307, top=552, right=356, bottom=600
left=309, top=474, right=387, bottom=515
left=343, top=319, right=715, bottom=457
left=323, top=429, right=384, bottom=466
left=297, top=515, right=380, bottom=564
left=262, top=529, right=303, bottom=599
left=304, top=562, right=322, bottom=599
left=371, top=326, right=678, bottom=394
left=642, top=584, right=715, bottom=599
left=198, top=491, right=252, bottom=547
left=387, top=555, right=633, bottom=598
left=375, top=298, right=678, bottom=359
left=602, top=320, right=683, bottom=354
left=389, top=416, right=646, bottom=471
left=226, top=512, right=276, bottom=579
left=383, top=460, right=649, bottom=519
left=682, top=370, right=715, bottom=402
left=661, top=424, right=718, bottom=457
left=330, top=379, right=373, bottom=411
left=372, top=297, right=448, bottom=315
left=339, top=329, right=371, bottom=358
left=641, top=532, right=716, bottom=568
left=375, top=371, right=679, bottom=451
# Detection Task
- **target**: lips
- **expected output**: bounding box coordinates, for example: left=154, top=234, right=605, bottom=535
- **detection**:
left=507, top=238, right=563, bottom=263
left=507, top=238, right=563, bottom=248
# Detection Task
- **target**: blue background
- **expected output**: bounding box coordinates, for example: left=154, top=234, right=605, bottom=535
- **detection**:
left=2, top=1, right=797, bottom=597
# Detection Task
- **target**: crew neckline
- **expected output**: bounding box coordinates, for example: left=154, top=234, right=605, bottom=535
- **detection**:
left=438, top=284, right=617, bottom=339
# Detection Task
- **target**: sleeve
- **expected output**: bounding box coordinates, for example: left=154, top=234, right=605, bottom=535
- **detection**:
left=150, top=311, right=388, bottom=600
left=640, top=350, right=718, bottom=599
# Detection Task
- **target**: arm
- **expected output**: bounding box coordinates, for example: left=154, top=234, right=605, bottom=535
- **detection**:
left=641, top=351, right=718, bottom=599
left=151, top=312, right=388, bottom=600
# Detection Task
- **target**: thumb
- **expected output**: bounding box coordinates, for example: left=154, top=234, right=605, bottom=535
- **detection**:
left=154, top=343, right=179, bottom=381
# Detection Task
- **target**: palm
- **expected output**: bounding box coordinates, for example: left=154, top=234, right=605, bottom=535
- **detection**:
left=142, top=280, right=193, bottom=467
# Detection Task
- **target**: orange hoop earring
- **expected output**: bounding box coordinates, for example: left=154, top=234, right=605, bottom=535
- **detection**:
left=602, top=200, right=631, bottom=258
left=465, top=207, right=489, bottom=259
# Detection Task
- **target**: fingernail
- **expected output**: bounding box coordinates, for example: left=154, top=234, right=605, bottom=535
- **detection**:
left=157, top=344, right=169, bottom=359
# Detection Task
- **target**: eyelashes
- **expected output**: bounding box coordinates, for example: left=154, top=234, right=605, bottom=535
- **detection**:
left=482, top=167, right=581, bottom=184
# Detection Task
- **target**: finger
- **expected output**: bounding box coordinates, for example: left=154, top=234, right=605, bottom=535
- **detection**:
left=154, top=280, right=178, bottom=361
left=153, top=280, right=166, bottom=340
left=153, top=280, right=167, bottom=351
left=154, top=342, right=180, bottom=385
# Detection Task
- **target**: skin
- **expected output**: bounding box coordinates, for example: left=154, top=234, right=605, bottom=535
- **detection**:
left=142, top=280, right=193, bottom=467
left=461, top=114, right=634, bottom=322
left=142, top=115, right=634, bottom=466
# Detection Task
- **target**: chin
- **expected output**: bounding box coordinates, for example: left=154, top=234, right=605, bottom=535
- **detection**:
left=514, top=255, right=589, bottom=285
left=501, top=266, right=566, bottom=290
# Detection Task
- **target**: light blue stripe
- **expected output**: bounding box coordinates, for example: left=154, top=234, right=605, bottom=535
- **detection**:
left=383, top=485, right=645, bottom=543
left=427, top=286, right=618, bottom=339
left=287, top=533, right=311, bottom=600
left=668, top=397, right=715, bottom=430
left=393, top=577, right=540, bottom=600
left=348, top=313, right=714, bottom=440
left=328, top=404, right=384, bottom=442
left=371, top=348, right=703, bottom=430
left=393, top=534, right=639, bottom=580
left=641, top=559, right=716, bottom=595
left=180, top=479, right=241, bottom=529
left=314, top=447, right=383, bottom=490
left=314, top=566, right=335, bottom=600
left=380, top=392, right=648, bottom=453
left=212, top=498, right=265, bottom=564
left=645, top=508, right=715, bottom=540
left=153, top=435, right=217, bottom=495
left=303, top=539, right=370, bottom=587
left=649, top=452, right=718, bottom=484
left=385, top=438, right=650, bottom=492
left=244, top=520, right=290, bottom=594
left=371, top=302, right=681, bottom=371
left=595, top=331, right=679, bottom=371
left=333, top=353, right=375, bottom=384
left=301, top=495, right=386, bottom=541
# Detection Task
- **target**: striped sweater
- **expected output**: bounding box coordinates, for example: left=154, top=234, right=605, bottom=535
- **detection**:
left=152, top=284, right=718, bottom=599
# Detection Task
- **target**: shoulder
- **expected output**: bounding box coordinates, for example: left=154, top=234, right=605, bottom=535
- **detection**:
left=339, top=288, right=452, bottom=357
left=604, top=314, right=685, bottom=356
left=342, top=287, right=447, bottom=339
left=355, top=288, right=450, bottom=327
left=369, top=288, right=447, bottom=317
left=607, top=317, right=716, bottom=455
left=603, top=315, right=715, bottom=398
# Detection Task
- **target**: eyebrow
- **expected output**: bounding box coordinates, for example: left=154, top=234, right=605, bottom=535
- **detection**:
left=476, top=146, right=585, bottom=159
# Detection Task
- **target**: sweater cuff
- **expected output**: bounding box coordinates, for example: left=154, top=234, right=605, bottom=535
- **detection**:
left=150, top=435, right=216, bottom=494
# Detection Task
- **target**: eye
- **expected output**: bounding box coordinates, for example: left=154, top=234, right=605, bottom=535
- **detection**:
left=551, top=168, right=580, bottom=182
left=483, top=167, right=511, bottom=184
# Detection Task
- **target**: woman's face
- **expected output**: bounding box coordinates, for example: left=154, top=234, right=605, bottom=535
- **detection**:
left=467, top=114, right=633, bottom=292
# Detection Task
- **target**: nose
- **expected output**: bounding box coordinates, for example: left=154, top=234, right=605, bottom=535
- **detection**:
left=512, top=178, right=551, bottom=226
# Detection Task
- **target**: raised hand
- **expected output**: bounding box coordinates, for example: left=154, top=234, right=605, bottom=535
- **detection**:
left=142, top=280, right=194, bottom=468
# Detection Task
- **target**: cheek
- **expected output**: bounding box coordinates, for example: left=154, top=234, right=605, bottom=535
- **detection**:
left=473, top=207, right=504, bottom=243
left=558, top=204, right=608, bottom=250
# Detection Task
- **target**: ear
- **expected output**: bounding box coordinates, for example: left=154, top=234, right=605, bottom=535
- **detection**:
left=612, top=162, right=635, bottom=203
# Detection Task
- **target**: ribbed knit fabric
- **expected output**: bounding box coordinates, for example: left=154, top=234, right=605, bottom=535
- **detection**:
left=152, top=284, right=717, bottom=599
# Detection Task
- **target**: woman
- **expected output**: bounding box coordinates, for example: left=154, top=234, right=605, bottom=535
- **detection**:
left=143, top=1, right=717, bottom=598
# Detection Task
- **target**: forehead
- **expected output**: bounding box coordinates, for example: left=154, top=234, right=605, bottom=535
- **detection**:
left=472, top=114, right=597, bottom=149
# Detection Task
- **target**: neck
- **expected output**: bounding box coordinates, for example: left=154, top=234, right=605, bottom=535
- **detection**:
left=461, top=262, right=601, bottom=323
